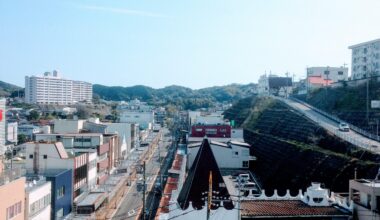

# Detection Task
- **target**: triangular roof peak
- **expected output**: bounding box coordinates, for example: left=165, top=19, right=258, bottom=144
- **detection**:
left=177, top=138, right=233, bottom=210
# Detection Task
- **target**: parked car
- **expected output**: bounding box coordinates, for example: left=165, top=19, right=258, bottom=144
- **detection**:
left=339, top=122, right=350, bottom=132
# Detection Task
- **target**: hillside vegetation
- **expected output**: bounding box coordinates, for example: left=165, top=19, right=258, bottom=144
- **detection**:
left=225, top=96, right=380, bottom=192
left=94, top=83, right=256, bottom=110
left=0, top=80, right=22, bottom=97
left=295, top=78, right=380, bottom=134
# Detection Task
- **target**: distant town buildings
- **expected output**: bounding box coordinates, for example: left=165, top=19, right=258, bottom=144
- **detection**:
left=25, top=70, right=92, bottom=105
left=0, top=98, right=5, bottom=156
left=258, top=74, right=292, bottom=97
left=349, top=38, right=380, bottom=80
left=306, top=66, right=348, bottom=90
left=117, top=99, right=155, bottom=130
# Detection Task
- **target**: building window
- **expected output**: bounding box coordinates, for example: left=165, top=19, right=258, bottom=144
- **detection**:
left=43, top=155, right=47, bottom=159
left=56, top=208, right=64, bottom=218
left=324, top=70, right=330, bottom=75
left=57, top=186, right=65, bottom=199
left=232, top=151, right=239, bottom=158
left=338, top=71, right=344, bottom=75
left=29, top=154, right=33, bottom=159
left=242, top=161, right=249, bottom=168
left=6, top=201, right=22, bottom=220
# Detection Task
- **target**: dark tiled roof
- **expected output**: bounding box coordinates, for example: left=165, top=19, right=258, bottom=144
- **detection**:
left=268, top=77, right=292, bottom=89
left=177, top=138, right=233, bottom=210
left=241, top=200, right=350, bottom=218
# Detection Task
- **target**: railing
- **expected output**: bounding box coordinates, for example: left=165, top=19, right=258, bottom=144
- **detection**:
left=290, top=97, right=380, bottom=142
left=273, top=96, right=379, bottom=151
left=0, top=167, right=26, bottom=186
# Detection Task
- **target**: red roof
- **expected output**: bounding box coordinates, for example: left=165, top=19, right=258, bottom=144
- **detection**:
left=158, top=196, right=170, bottom=213
left=241, top=200, right=350, bottom=218
left=171, top=154, right=183, bottom=171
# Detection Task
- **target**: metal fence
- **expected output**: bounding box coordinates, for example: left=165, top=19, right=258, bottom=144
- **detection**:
left=274, top=96, right=379, bottom=152
left=0, top=167, right=26, bottom=186
left=290, top=97, right=380, bottom=142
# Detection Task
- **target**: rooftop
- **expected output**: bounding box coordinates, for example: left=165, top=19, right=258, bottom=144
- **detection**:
left=241, top=200, right=350, bottom=218
left=25, top=176, right=49, bottom=192
left=352, top=179, right=380, bottom=188
left=348, top=38, right=380, bottom=49
left=177, top=138, right=234, bottom=210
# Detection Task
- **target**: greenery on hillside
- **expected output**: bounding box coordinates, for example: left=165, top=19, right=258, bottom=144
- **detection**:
left=0, top=80, right=22, bottom=97
left=294, top=78, right=380, bottom=134
left=93, top=83, right=256, bottom=110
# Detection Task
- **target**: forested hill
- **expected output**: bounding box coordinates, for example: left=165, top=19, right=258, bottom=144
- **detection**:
left=93, top=83, right=256, bottom=109
left=0, top=80, right=22, bottom=97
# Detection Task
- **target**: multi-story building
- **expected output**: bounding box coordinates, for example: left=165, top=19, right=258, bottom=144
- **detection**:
left=0, top=167, right=26, bottom=220
left=18, top=124, right=40, bottom=141
left=188, top=140, right=254, bottom=169
left=25, top=177, right=52, bottom=220
left=307, top=66, right=348, bottom=82
left=43, top=169, right=73, bottom=220
left=35, top=132, right=117, bottom=184
left=117, top=99, right=155, bottom=130
left=6, top=122, right=18, bottom=144
left=349, top=179, right=380, bottom=220
left=24, top=142, right=88, bottom=199
left=25, top=71, right=92, bottom=104
left=258, top=74, right=292, bottom=96
left=349, top=38, right=380, bottom=79
left=0, top=98, right=5, bottom=156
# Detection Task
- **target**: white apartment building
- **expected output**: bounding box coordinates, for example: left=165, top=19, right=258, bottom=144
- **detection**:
left=119, top=111, right=154, bottom=130
left=25, top=71, right=92, bottom=105
left=25, top=178, right=51, bottom=220
left=349, top=38, right=380, bottom=79
left=0, top=98, right=5, bottom=155
left=307, top=66, right=348, bottom=82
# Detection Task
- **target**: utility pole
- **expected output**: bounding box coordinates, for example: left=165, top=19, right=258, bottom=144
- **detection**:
left=142, top=161, right=146, bottom=220
left=207, top=171, right=212, bottom=220
left=324, top=66, right=330, bottom=107
left=366, top=73, right=369, bottom=124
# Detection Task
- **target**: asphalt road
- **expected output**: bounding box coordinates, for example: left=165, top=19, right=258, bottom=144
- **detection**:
left=112, top=129, right=171, bottom=220
left=281, top=97, right=380, bottom=153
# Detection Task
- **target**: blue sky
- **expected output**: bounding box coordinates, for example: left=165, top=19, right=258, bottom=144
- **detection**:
left=1, top=0, right=380, bottom=89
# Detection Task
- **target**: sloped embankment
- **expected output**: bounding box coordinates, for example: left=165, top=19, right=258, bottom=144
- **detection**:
left=225, top=96, right=380, bottom=193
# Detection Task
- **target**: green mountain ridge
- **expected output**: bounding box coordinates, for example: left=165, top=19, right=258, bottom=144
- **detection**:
left=93, top=83, right=256, bottom=109
left=0, top=80, right=22, bottom=97
left=0, top=80, right=256, bottom=109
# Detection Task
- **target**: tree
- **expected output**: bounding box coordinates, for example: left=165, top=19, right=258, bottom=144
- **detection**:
left=28, top=110, right=40, bottom=121
left=17, top=134, right=28, bottom=144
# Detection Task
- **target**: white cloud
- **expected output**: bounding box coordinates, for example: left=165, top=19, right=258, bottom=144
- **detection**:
left=80, top=5, right=168, bottom=18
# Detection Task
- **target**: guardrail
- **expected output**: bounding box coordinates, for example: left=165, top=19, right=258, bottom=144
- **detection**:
left=289, top=97, right=380, bottom=143
left=273, top=96, right=379, bottom=152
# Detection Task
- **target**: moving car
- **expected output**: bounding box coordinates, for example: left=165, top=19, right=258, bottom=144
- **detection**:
left=339, top=122, right=350, bottom=132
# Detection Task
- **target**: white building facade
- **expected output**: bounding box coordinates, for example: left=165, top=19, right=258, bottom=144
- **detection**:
left=25, top=179, right=52, bottom=220
left=6, top=122, right=18, bottom=144
left=307, top=66, right=348, bottom=82
left=349, top=38, right=380, bottom=79
left=119, top=111, right=154, bottom=130
left=25, top=71, right=92, bottom=105
left=187, top=141, right=253, bottom=169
